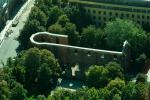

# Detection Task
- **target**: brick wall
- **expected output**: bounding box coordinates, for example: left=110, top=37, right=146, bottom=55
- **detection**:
left=30, top=32, right=130, bottom=80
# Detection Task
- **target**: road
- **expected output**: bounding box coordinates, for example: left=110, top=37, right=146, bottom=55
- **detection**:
left=0, top=0, right=35, bottom=67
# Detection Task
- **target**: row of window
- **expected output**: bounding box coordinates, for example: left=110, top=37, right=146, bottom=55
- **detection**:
left=74, top=50, right=118, bottom=60
left=83, top=3, right=150, bottom=14
left=87, top=9, right=150, bottom=20
left=93, top=15, right=150, bottom=23
left=94, top=18, right=150, bottom=27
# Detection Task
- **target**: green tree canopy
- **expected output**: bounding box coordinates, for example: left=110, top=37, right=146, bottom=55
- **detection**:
left=86, top=65, right=109, bottom=88
left=11, top=48, right=61, bottom=95
left=80, top=25, right=105, bottom=49
left=106, top=62, right=124, bottom=80
left=19, top=19, right=45, bottom=48
left=47, top=6, right=63, bottom=27
left=0, top=80, right=10, bottom=100
left=105, top=19, right=147, bottom=58
left=122, top=82, right=139, bottom=100
left=57, top=15, right=70, bottom=27
left=106, top=78, right=125, bottom=91
left=48, top=23, right=64, bottom=34
left=64, top=22, right=79, bottom=45
left=10, top=82, right=27, bottom=100
left=28, top=6, right=47, bottom=26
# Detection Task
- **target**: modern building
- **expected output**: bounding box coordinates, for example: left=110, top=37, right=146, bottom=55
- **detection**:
left=0, top=0, right=8, bottom=30
left=70, top=0, right=150, bottom=27
left=0, top=0, right=26, bottom=30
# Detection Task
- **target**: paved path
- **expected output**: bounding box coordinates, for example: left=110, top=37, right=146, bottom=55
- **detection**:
left=0, top=0, right=35, bottom=67
left=147, top=70, right=150, bottom=82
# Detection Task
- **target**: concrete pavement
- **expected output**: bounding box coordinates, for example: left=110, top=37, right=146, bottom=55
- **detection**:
left=0, top=0, right=35, bottom=67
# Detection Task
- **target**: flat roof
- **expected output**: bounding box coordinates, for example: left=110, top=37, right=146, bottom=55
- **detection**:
left=72, top=0, right=150, bottom=7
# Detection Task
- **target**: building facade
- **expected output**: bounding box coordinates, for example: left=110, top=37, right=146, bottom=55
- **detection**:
left=0, top=0, right=26, bottom=30
left=30, top=32, right=130, bottom=80
left=0, top=0, right=8, bottom=30
left=70, top=0, right=150, bottom=27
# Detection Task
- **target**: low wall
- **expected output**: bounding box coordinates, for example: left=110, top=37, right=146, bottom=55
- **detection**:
left=30, top=32, right=130, bottom=80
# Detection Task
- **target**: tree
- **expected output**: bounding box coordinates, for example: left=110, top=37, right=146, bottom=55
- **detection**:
left=37, top=64, right=53, bottom=94
left=28, top=6, right=47, bottom=26
left=80, top=25, right=105, bottom=49
left=61, top=0, right=69, bottom=4
left=66, top=5, right=92, bottom=32
left=10, top=82, right=27, bottom=100
left=49, top=88, right=74, bottom=100
left=57, top=15, right=70, bottom=27
left=105, top=19, right=147, bottom=58
left=86, top=88, right=100, bottom=100
left=122, top=82, right=138, bottom=100
left=11, top=48, right=61, bottom=95
left=0, top=80, right=10, bottom=100
left=106, top=62, right=124, bottom=80
left=109, top=88, right=122, bottom=100
left=99, top=88, right=110, bottom=100
left=19, top=19, right=45, bottom=48
left=48, top=23, right=64, bottom=34
left=37, top=95, right=46, bottom=100
left=136, top=83, right=149, bottom=100
left=113, top=94, right=121, bottom=100
left=145, top=33, right=150, bottom=58
left=64, top=22, right=79, bottom=45
left=107, top=78, right=125, bottom=91
left=52, top=0, right=60, bottom=5
left=86, top=65, right=109, bottom=88
left=94, top=28, right=106, bottom=49
left=47, top=6, right=63, bottom=27
left=80, top=25, right=97, bottom=48
left=11, top=65, right=25, bottom=84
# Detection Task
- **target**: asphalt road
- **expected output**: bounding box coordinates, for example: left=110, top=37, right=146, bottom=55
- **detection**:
left=0, top=0, right=34, bottom=67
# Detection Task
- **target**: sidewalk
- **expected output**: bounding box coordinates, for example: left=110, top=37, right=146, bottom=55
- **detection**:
left=0, top=0, right=32, bottom=48
left=0, top=0, right=35, bottom=67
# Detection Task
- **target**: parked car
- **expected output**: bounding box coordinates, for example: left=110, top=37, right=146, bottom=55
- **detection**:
left=12, top=20, right=19, bottom=27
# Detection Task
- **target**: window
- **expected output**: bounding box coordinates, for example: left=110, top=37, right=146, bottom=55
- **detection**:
left=115, top=13, right=118, bottom=16
left=121, top=13, right=124, bottom=17
left=113, top=55, right=117, bottom=60
left=103, top=11, right=106, bottom=15
left=126, top=14, right=129, bottom=17
left=74, top=50, right=78, bottom=55
left=103, top=17, right=106, bottom=21
left=142, top=15, right=145, bottom=19
left=99, top=17, right=101, bottom=20
left=87, top=52, right=91, bottom=57
left=147, top=22, right=149, bottom=25
left=98, top=11, right=101, bottom=14
left=93, top=16, right=96, bottom=19
left=137, top=21, right=140, bottom=24
left=93, top=10, right=96, bottom=14
left=87, top=9, right=90, bottom=13
left=137, top=15, right=140, bottom=19
left=99, top=22, right=101, bottom=26
left=132, top=14, right=135, bottom=18
left=101, top=55, right=105, bottom=59
left=109, top=12, right=112, bottom=16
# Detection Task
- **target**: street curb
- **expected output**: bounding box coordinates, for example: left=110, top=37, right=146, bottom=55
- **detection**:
left=0, top=0, right=33, bottom=48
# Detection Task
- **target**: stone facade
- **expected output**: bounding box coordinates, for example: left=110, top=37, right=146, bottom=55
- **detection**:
left=70, top=0, right=150, bottom=27
left=30, top=32, right=130, bottom=80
